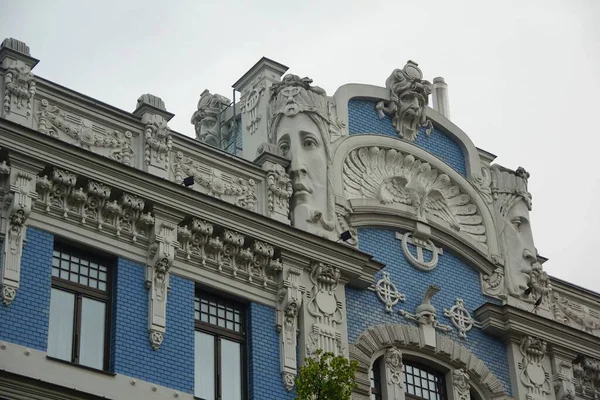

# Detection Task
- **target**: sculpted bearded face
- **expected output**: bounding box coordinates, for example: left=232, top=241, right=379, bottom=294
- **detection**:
left=276, top=113, right=328, bottom=223
left=196, top=115, right=219, bottom=147
left=398, top=90, right=426, bottom=132
left=503, top=199, right=538, bottom=297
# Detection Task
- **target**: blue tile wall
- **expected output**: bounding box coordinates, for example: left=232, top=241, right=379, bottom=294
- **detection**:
left=347, top=99, right=467, bottom=177
left=0, top=227, right=53, bottom=350
left=346, top=228, right=511, bottom=396
left=248, top=302, right=295, bottom=400
left=112, top=258, right=195, bottom=394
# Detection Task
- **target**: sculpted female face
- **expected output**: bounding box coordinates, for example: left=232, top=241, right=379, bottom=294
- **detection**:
left=276, top=113, right=328, bottom=220
left=503, top=199, right=537, bottom=296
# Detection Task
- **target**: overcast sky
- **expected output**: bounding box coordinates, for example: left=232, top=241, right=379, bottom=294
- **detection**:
left=2, top=0, right=599, bottom=292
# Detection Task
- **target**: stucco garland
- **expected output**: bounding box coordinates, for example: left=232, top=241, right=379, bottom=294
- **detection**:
left=349, top=323, right=510, bottom=400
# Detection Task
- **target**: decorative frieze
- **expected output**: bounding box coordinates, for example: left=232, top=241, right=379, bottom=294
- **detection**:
left=374, top=271, right=405, bottom=313
left=551, top=292, right=600, bottom=337
left=145, top=221, right=179, bottom=350
left=35, top=168, right=154, bottom=243
left=176, top=218, right=282, bottom=287
left=518, top=335, right=552, bottom=400
left=305, top=263, right=345, bottom=357
left=1, top=169, right=38, bottom=305
left=444, top=299, right=474, bottom=339
left=172, top=151, right=257, bottom=211
left=343, top=146, right=487, bottom=246
left=277, top=267, right=304, bottom=391
left=573, top=357, right=600, bottom=399
left=36, top=99, right=134, bottom=166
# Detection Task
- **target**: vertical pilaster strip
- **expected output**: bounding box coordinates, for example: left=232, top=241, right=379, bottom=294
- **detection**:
left=550, top=347, right=576, bottom=400
left=277, top=266, right=304, bottom=390
left=146, top=219, right=178, bottom=350
left=1, top=166, right=38, bottom=305
left=452, top=369, right=472, bottom=400
left=383, top=347, right=405, bottom=400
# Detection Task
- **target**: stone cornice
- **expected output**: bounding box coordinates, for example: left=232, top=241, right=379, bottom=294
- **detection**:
left=0, top=118, right=383, bottom=289
left=474, top=303, right=600, bottom=359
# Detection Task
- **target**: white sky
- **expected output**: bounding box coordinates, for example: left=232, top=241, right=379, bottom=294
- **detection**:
left=2, top=0, right=599, bottom=292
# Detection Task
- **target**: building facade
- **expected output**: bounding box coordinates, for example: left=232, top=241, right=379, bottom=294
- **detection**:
left=0, top=37, right=599, bottom=400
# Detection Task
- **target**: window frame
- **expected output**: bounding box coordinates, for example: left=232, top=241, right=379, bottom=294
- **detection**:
left=194, top=289, right=247, bottom=400
left=403, top=360, right=448, bottom=400
left=48, top=242, right=113, bottom=372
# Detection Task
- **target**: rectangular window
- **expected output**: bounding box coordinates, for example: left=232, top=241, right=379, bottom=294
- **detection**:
left=47, top=243, right=112, bottom=371
left=194, top=290, right=246, bottom=400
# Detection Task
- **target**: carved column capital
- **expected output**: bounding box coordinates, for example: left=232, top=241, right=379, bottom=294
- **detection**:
left=1, top=166, right=38, bottom=305
left=146, top=219, right=180, bottom=350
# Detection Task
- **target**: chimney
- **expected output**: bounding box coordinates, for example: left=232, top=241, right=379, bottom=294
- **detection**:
left=232, top=57, right=288, bottom=161
left=432, top=77, right=450, bottom=119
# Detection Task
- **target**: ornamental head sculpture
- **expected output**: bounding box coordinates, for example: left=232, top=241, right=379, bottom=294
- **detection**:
left=268, top=74, right=336, bottom=239
left=191, top=89, right=230, bottom=148
left=490, top=165, right=544, bottom=300
left=376, top=61, right=433, bottom=142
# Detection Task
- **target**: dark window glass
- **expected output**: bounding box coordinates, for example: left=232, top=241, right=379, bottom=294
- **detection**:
left=194, top=290, right=245, bottom=400
left=47, top=242, right=112, bottom=371
left=403, top=361, right=447, bottom=400
left=370, top=356, right=383, bottom=400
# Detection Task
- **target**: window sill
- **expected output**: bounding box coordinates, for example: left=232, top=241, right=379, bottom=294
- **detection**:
left=46, top=356, right=116, bottom=377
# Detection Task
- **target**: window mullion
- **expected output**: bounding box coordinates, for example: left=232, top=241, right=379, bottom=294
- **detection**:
left=73, top=293, right=83, bottom=363
left=216, top=335, right=222, bottom=400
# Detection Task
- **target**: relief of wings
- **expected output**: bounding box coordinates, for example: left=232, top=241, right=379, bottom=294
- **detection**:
left=343, top=147, right=411, bottom=204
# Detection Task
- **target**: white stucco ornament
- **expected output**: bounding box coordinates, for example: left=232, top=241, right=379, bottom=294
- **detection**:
left=269, top=74, right=338, bottom=240
left=191, top=89, right=231, bottom=148
left=344, top=146, right=487, bottom=246
left=376, top=61, right=433, bottom=141
left=443, top=298, right=474, bottom=339
left=490, top=166, right=551, bottom=304
left=374, top=271, right=406, bottom=313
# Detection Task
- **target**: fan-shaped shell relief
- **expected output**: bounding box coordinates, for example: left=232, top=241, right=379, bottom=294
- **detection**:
left=342, top=146, right=487, bottom=247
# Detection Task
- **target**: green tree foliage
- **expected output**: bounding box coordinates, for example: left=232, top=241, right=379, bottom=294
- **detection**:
left=295, top=350, right=359, bottom=400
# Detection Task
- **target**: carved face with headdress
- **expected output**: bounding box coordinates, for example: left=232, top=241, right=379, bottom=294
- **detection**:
left=269, top=74, right=336, bottom=239
left=377, top=61, right=433, bottom=142
left=491, top=166, right=540, bottom=299
left=191, top=89, right=230, bottom=148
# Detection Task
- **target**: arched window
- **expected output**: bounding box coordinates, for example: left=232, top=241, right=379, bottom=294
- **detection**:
left=403, top=361, right=447, bottom=400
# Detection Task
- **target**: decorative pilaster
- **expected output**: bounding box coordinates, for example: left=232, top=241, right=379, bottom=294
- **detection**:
left=573, top=356, right=600, bottom=399
left=549, top=347, right=576, bottom=400
left=1, top=166, right=38, bottom=305
left=303, top=262, right=347, bottom=358
left=384, top=347, right=405, bottom=400
left=133, top=94, right=174, bottom=178
left=0, top=38, right=39, bottom=127
left=277, top=267, right=304, bottom=391
left=145, top=219, right=179, bottom=350
left=512, top=335, right=552, bottom=400
left=452, top=369, right=471, bottom=400
left=232, top=57, right=289, bottom=161
left=255, top=143, right=291, bottom=225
